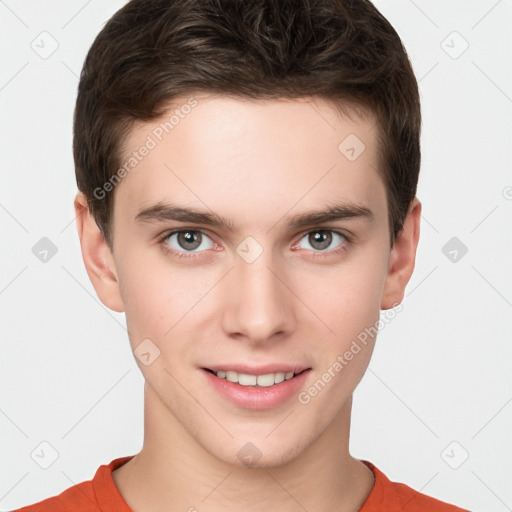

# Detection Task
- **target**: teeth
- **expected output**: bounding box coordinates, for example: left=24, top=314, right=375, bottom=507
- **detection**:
left=238, top=373, right=257, bottom=386
left=256, top=374, right=274, bottom=387
left=274, top=372, right=285, bottom=384
left=226, top=371, right=238, bottom=383
left=214, top=370, right=297, bottom=387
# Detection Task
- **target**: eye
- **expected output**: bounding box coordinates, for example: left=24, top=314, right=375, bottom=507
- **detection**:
left=159, top=230, right=214, bottom=254
left=157, top=228, right=350, bottom=261
left=296, top=229, right=347, bottom=253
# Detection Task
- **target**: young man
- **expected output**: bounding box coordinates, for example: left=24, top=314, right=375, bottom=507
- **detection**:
left=16, top=0, right=467, bottom=510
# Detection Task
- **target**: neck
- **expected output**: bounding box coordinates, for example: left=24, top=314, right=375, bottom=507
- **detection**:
left=112, top=383, right=374, bottom=512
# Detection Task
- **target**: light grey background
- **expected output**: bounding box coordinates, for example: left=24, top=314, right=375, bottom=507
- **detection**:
left=1, top=1, right=511, bottom=510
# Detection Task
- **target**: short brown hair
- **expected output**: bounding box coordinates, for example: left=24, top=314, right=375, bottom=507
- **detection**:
left=73, top=0, right=421, bottom=249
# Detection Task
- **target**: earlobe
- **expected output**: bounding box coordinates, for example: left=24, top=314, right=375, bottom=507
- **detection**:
left=74, top=192, right=125, bottom=313
left=381, top=197, right=422, bottom=310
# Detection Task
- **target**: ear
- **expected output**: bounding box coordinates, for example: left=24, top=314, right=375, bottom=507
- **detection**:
left=381, top=197, right=422, bottom=310
left=74, top=192, right=125, bottom=313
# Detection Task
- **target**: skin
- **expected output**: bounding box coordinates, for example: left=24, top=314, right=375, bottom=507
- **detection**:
left=74, top=94, right=421, bottom=511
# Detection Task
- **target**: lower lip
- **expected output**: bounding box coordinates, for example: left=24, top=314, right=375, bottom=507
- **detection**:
left=202, top=369, right=311, bottom=410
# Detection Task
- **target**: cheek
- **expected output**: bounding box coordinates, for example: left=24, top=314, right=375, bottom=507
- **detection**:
left=301, top=256, right=387, bottom=338
left=115, top=253, right=167, bottom=343
left=297, top=267, right=383, bottom=416
left=117, top=256, right=213, bottom=348
left=116, top=233, right=389, bottom=354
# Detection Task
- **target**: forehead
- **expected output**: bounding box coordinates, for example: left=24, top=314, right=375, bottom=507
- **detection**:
left=113, top=94, right=384, bottom=228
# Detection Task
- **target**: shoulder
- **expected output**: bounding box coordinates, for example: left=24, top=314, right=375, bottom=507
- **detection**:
left=12, top=480, right=95, bottom=512
left=12, top=456, right=135, bottom=512
left=360, top=460, right=469, bottom=511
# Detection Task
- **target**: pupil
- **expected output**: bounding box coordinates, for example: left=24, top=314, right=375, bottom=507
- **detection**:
left=179, top=231, right=201, bottom=250
left=311, top=231, right=331, bottom=250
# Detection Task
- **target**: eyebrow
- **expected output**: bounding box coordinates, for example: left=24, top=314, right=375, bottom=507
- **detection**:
left=135, top=201, right=374, bottom=231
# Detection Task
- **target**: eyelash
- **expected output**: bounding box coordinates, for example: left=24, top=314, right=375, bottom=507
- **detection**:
left=156, top=228, right=352, bottom=261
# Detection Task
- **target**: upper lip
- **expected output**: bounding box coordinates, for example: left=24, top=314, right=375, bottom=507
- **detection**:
left=203, top=364, right=311, bottom=375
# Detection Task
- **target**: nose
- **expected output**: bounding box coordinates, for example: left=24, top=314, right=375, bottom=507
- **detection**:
left=220, top=251, right=296, bottom=345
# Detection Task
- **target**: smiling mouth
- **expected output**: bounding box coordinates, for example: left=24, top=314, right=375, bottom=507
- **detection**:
left=204, top=368, right=308, bottom=387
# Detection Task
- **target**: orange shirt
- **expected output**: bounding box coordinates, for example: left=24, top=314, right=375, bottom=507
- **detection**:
left=14, top=456, right=468, bottom=511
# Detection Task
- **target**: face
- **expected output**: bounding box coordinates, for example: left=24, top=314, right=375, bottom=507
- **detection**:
left=81, top=94, right=417, bottom=468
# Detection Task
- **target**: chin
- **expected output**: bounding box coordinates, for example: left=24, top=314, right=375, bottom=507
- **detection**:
left=201, top=431, right=312, bottom=470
